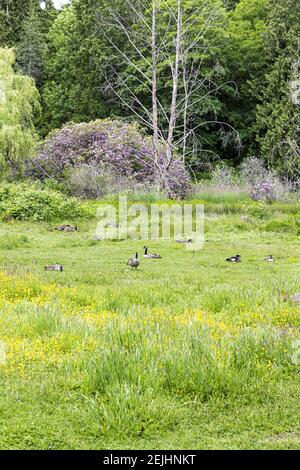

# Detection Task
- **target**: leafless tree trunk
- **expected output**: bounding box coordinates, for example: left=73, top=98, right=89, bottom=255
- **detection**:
left=97, top=0, right=239, bottom=196
left=165, top=0, right=181, bottom=172
left=182, top=56, right=188, bottom=165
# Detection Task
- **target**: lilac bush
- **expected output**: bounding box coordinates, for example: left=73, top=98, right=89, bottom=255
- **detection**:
left=30, top=120, right=190, bottom=199
left=240, top=156, right=290, bottom=202
left=250, top=177, right=289, bottom=202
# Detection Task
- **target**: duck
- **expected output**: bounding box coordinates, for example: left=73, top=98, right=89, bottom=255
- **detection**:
left=127, top=253, right=140, bottom=269
left=176, top=238, right=193, bottom=244
left=264, top=255, right=274, bottom=262
left=45, top=264, right=64, bottom=271
left=143, top=246, right=162, bottom=259
left=226, top=255, right=241, bottom=262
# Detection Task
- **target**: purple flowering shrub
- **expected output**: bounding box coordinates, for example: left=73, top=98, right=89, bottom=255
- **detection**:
left=240, top=156, right=289, bottom=202
left=30, top=120, right=190, bottom=199
left=250, top=178, right=289, bottom=202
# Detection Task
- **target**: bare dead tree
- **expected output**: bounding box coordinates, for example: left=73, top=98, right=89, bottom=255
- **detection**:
left=96, top=0, right=239, bottom=192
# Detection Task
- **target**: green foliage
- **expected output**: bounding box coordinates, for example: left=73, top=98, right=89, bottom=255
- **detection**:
left=2, top=0, right=299, bottom=184
left=0, top=1, right=56, bottom=47
left=36, top=0, right=300, bottom=175
left=16, top=8, right=47, bottom=85
left=0, top=183, right=90, bottom=221
left=0, top=48, right=41, bottom=176
left=254, top=0, right=300, bottom=177
left=40, top=1, right=111, bottom=136
left=0, top=0, right=35, bottom=46
left=220, top=0, right=268, bottom=159
left=265, top=219, right=296, bottom=234
left=223, top=0, right=240, bottom=10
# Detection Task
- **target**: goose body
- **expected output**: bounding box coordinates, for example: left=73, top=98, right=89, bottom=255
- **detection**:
left=143, top=246, right=161, bottom=259
left=127, top=253, right=140, bottom=269
left=176, top=238, right=193, bottom=244
left=55, top=224, right=77, bottom=232
left=264, top=255, right=274, bottom=262
left=226, top=255, right=241, bottom=263
left=45, top=264, right=64, bottom=271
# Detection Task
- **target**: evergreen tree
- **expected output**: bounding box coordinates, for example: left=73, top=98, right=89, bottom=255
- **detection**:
left=39, top=0, right=57, bottom=35
left=40, top=0, right=121, bottom=136
left=16, top=8, right=47, bottom=85
left=0, top=0, right=37, bottom=46
left=223, top=0, right=240, bottom=11
left=254, top=0, right=300, bottom=177
left=220, top=0, right=267, bottom=160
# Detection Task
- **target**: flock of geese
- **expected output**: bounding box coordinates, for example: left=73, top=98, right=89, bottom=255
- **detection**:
left=44, top=226, right=275, bottom=271
left=127, top=245, right=275, bottom=269
left=42, top=225, right=300, bottom=307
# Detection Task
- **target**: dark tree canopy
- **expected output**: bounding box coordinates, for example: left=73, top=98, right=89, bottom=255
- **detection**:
left=1, top=0, right=300, bottom=180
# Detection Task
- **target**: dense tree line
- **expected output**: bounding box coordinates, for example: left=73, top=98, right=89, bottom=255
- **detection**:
left=0, top=0, right=299, bottom=180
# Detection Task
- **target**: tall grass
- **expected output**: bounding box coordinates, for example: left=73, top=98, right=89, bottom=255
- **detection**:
left=0, top=197, right=300, bottom=449
left=80, top=315, right=298, bottom=438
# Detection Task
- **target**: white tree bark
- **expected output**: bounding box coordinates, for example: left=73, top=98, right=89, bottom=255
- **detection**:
left=151, top=0, right=161, bottom=187
left=165, top=0, right=181, bottom=173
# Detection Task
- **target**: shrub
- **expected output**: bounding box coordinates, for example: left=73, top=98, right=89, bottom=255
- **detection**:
left=29, top=119, right=190, bottom=199
left=240, top=156, right=290, bottom=202
left=0, top=183, right=90, bottom=221
left=243, top=202, right=270, bottom=220
left=65, top=163, right=142, bottom=199
left=65, top=164, right=113, bottom=199
left=210, top=163, right=238, bottom=189
left=240, top=156, right=268, bottom=187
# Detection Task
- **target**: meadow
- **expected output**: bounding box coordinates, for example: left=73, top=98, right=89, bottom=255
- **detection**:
left=0, top=193, right=299, bottom=450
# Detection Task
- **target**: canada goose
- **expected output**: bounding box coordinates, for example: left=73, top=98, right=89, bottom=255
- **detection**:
left=176, top=238, right=193, bottom=244
left=226, top=255, right=241, bottom=262
left=64, top=225, right=78, bottom=232
left=45, top=264, right=64, bottom=271
left=264, top=255, right=274, bottom=262
left=127, top=253, right=140, bottom=269
left=143, top=246, right=162, bottom=259
left=55, top=224, right=78, bottom=232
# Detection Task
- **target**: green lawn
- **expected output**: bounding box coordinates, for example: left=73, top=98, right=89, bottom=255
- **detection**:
left=0, top=198, right=299, bottom=449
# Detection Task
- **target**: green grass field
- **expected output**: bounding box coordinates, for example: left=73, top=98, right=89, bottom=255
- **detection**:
left=0, top=196, right=299, bottom=449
